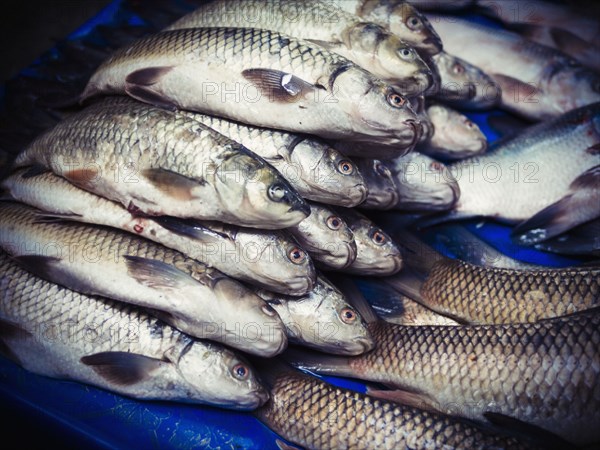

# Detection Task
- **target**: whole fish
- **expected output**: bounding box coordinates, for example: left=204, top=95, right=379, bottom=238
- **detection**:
left=289, top=202, right=357, bottom=270
left=331, top=0, right=443, bottom=55
left=165, top=0, right=435, bottom=96
left=332, top=208, right=403, bottom=276
left=428, top=15, right=600, bottom=120
left=179, top=111, right=368, bottom=207
left=255, top=274, right=374, bottom=355
left=439, top=103, right=600, bottom=243
left=353, top=159, right=399, bottom=210
left=430, top=51, right=500, bottom=110
left=80, top=27, right=421, bottom=149
left=387, top=152, right=460, bottom=211
left=253, top=361, right=539, bottom=450
left=0, top=251, right=268, bottom=410
left=13, top=97, right=309, bottom=229
left=0, top=168, right=316, bottom=296
left=386, top=230, right=600, bottom=325
left=0, top=202, right=288, bottom=357
left=419, top=104, right=488, bottom=160
left=289, top=288, right=600, bottom=446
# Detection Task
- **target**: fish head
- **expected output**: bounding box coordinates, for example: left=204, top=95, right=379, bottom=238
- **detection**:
left=552, top=65, right=600, bottom=112
left=295, top=203, right=357, bottom=269
left=346, top=23, right=434, bottom=96
left=215, top=150, right=309, bottom=228
left=334, top=66, right=422, bottom=149
left=172, top=341, right=269, bottom=410
left=388, top=2, right=443, bottom=55
left=288, top=138, right=367, bottom=207
left=427, top=105, right=487, bottom=154
left=394, top=152, right=460, bottom=210
left=356, top=159, right=400, bottom=210
left=236, top=229, right=317, bottom=296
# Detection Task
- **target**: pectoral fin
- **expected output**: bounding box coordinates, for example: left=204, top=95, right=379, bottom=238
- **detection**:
left=123, top=255, right=199, bottom=291
left=20, top=165, right=51, bottom=179
left=125, top=66, right=178, bottom=110
left=81, top=351, right=168, bottom=386
left=242, top=69, right=319, bottom=102
left=365, top=386, right=438, bottom=412
left=0, top=319, right=33, bottom=365
left=550, top=27, right=593, bottom=54
left=142, top=168, right=204, bottom=200
left=33, top=211, right=84, bottom=224
left=151, top=216, right=226, bottom=242
left=492, top=74, right=539, bottom=101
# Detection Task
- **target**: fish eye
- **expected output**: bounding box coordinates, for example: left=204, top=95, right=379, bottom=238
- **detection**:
left=397, top=47, right=415, bottom=60
left=326, top=215, right=343, bottom=230
left=464, top=119, right=475, bottom=129
left=452, top=63, right=465, bottom=75
left=375, top=162, right=391, bottom=178
left=288, top=246, right=307, bottom=264
left=406, top=16, right=422, bottom=30
left=340, top=307, right=357, bottom=324
left=268, top=183, right=287, bottom=202
left=337, top=160, right=354, bottom=175
left=261, top=304, right=277, bottom=317
left=370, top=229, right=387, bottom=246
left=387, top=92, right=406, bottom=108
left=232, top=363, right=250, bottom=380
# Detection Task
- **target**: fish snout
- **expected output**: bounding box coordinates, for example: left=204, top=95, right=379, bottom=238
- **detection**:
left=287, top=195, right=311, bottom=217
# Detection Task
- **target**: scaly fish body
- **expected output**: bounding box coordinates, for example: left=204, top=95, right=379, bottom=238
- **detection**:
left=354, top=159, right=399, bottom=210
left=0, top=202, right=288, bottom=356
left=0, top=169, right=316, bottom=296
left=13, top=97, right=308, bottom=228
left=428, top=15, right=600, bottom=120
left=0, top=251, right=268, bottom=410
left=80, top=28, right=421, bottom=148
left=289, top=202, right=357, bottom=270
left=165, top=0, right=435, bottom=96
left=179, top=111, right=368, bottom=207
left=255, top=275, right=374, bottom=355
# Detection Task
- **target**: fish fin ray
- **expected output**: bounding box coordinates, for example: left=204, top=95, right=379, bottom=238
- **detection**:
left=80, top=351, right=167, bottom=386
left=550, top=27, right=593, bottom=54
left=282, top=346, right=353, bottom=377
left=491, top=73, right=539, bottom=99
left=142, top=168, right=204, bottom=200
left=12, top=255, right=63, bottom=281
left=123, top=254, right=199, bottom=291
left=33, top=211, right=84, bottom=224
left=125, top=85, right=178, bottom=111
left=151, top=216, right=226, bottom=242
left=242, top=69, right=317, bottom=102
left=20, top=164, right=51, bottom=179
left=365, top=386, right=439, bottom=412
left=125, top=66, right=174, bottom=86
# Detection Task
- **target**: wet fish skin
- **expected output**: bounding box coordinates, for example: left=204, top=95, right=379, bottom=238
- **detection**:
left=254, top=362, right=539, bottom=450
left=292, top=313, right=600, bottom=446
left=430, top=51, right=500, bottom=110
left=0, top=201, right=288, bottom=357
left=0, top=251, right=268, bottom=410
left=13, top=97, right=308, bottom=229
left=0, top=169, right=316, bottom=296
left=179, top=111, right=368, bottom=207
left=419, top=104, right=487, bottom=160
left=80, top=27, right=420, bottom=148
left=289, top=202, right=357, bottom=270
left=255, top=274, right=374, bottom=355
left=354, top=159, right=399, bottom=210
left=165, top=0, right=435, bottom=96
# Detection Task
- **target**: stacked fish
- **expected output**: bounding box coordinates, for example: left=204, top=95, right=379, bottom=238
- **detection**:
left=0, top=0, right=599, bottom=448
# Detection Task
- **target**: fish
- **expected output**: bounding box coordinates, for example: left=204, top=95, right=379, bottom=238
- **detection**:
left=253, top=359, right=541, bottom=450
left=430, top=51, right=501, bottom=110
left=13, top=97, right=309, bottom=229
left=178, top=111, right=368, bottom=207
left=353, top=159, right=399, bottom=210
left=0, top=250, right=268, bottom=410
left=331, top=208, right=403, bottom=276
left=289, top=202, right=357, bottom=270
left=79, top=27, right=421, bottom=149
left=387, top=152, right=460, bottom=211
left=287, top=283, right=600, bottom=446
left=438, top=103, right=600, bottom=239
left=255, top=274, right=374, bottom=355
left=419, top=104, right=488, bottom=160
left=0, top=168, right=316, bottom=296
left=164, top=0, right=436, bottom=97
left=386, top=229, right=600, bottom=325
left=428, top=14, right=600, bottom=120
left=0, top=201, right=288, bottom=357
left=331, top=0, right=443, bottom=56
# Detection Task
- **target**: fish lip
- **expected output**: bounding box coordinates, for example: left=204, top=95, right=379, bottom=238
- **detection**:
left=350, top=183, right=369, bottom=206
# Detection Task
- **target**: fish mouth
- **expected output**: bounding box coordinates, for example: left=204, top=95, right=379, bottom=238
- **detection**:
left=384, top=253, right=404, bottom=275
left=337, top=183, right=368, bottom=207
left=400, top=120, right=422, bottom=152
left=344, top=336, right=375, bottom=355
left=285, top=275, right=316, bottom=296
left=421, top=37, right=443, bottom=54
left=288, top=198, right=311, bottom=217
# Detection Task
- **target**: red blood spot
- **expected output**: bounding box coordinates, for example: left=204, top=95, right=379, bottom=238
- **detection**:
left=133, top=224, right=144, bottom=234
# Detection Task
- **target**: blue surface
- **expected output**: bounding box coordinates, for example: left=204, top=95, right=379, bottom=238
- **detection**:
left=0, top=1, right=591, bottom=448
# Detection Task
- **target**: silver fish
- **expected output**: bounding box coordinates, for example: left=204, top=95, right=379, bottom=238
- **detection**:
left=428, top=14, right=600, bottom=120
left=80, top=28, right=421, bottom=148
left=0, top=250, right=268, bottom=410
left=0, top=168, right=316, bottom=296
left=289, top=202, right=357, bottom=270
left=353, top=158, right=399, bottom=210
left=13, top=97, right=309, bottom=229
left=387, top=152, right=460, bottom=211
left=419, top=104, right=488, bottom=160
left=0, top=201, right=288, bottom=357
left=255, top=274, right=374, bottom=355
left=165, top=0, right=435, bottom=96
left=179, top=111, right=368, bottom=207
